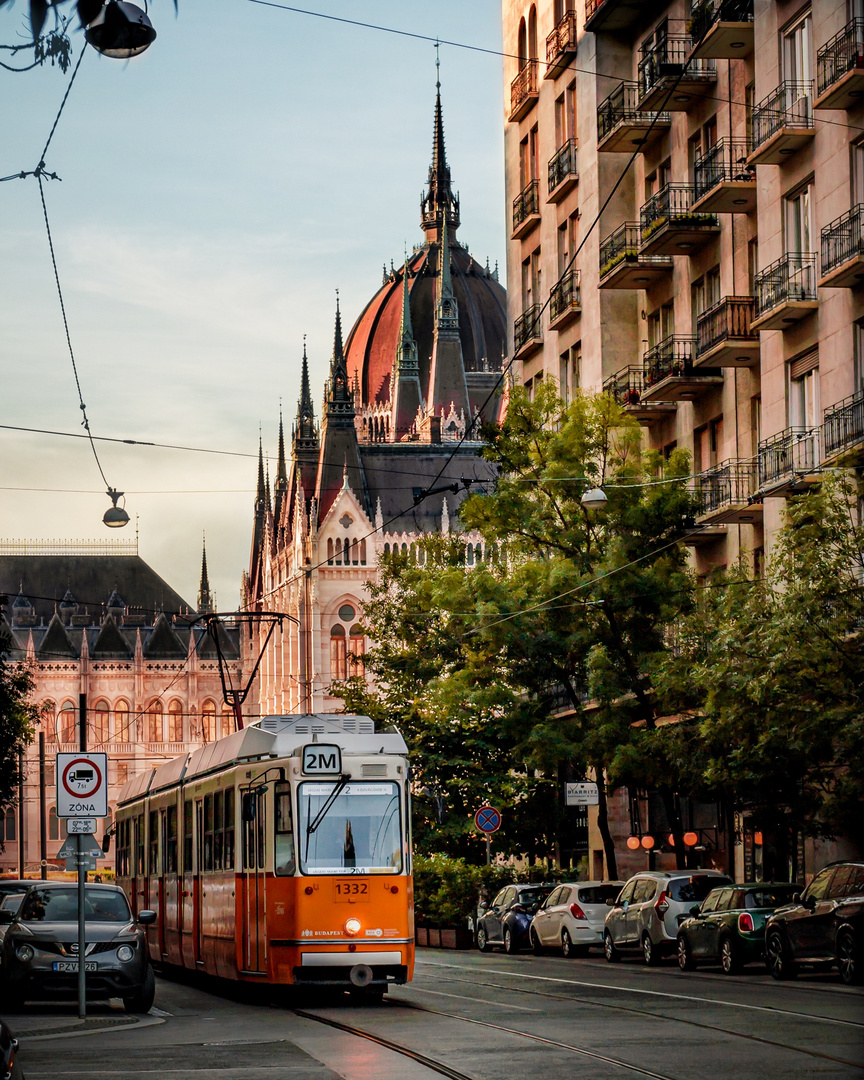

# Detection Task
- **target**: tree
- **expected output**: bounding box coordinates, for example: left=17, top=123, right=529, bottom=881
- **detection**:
left=0, top=620, right=39, bottom=833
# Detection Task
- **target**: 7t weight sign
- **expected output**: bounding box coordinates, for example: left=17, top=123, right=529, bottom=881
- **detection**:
left=56, top=753, right=108, bottom=818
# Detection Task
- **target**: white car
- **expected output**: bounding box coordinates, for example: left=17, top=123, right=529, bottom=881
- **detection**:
left=530, top=881, right=625, bottom=957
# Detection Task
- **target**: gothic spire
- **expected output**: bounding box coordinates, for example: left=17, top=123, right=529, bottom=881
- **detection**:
left=293, top=339, right=319, bottom=456
left=421, top=64, right=460, bottom=242
left=435, top=208, right=459, bottom=334
left=391, top=256, right=423, bottom=439
left=326, top=293, right=354, bottom=418
left=398, top=257, right=418, bottom=371
left=197, top=535, right=213, bottom=614
left=255, top=433, right=266, bottom=514
left=276, top=407, right=287, bottom=491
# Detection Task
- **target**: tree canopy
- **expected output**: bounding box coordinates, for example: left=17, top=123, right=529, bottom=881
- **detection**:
left=0, top=621, right=39, bottom=827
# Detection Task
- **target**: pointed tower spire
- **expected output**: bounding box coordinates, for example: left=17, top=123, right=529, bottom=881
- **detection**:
left=391, top=254, right=424, bottom=439
left=435, top=210, right=459, bottom=334
left=197, top=534, right=213, bottom=614
left=428, top=198, right=469, bottom=417
left=256, top=433, right=266, bottom=513
left=326, top=292, right=354, bottom=419
left=273, top=404, right=289, bottom=530
left=421, top=57, right=460, bottom=242
left=294, top=338, right=319, bottom=459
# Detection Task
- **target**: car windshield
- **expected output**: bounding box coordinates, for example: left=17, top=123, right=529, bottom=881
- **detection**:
left=298, top=781, right=402, bottom=874
left=19, top=888, right=132, bottom=923
left=0, top=894, right=24, bottom=914
left=744, top=886, right=800, bottom=909
left=578, top=884, right=623, bottom=905
left=669, top=875, right=732, bottom=902
left=516, top=888, right=553, bottom=912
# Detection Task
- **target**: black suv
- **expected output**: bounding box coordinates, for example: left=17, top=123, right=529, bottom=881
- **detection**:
left=764, top=861, right=864, bottom=984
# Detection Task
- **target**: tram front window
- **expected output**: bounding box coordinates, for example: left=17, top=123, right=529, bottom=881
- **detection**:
left=298, top=782, right=402, bottom=874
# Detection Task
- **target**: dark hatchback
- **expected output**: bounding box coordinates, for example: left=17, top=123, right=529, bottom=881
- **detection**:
left=0, top=1018, right=23, bottom=1079
left=765, top=861, right=864, bottom=984
left=476, top=884, right=555, bottom=954
left=677, top=883, right=801, bottom=974
left=0, top=883, right=157, bottom=1012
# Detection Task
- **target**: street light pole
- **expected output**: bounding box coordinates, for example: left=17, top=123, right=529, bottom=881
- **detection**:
left=77, top=692, right=87, bottom=1019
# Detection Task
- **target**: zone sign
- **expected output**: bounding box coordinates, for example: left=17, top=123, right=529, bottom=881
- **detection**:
left=56, top=753, right=108, bottom=818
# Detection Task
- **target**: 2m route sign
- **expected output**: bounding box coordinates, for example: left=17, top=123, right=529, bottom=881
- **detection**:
left=474, top=805, right=502, bottom=834
left=56, top=753, right=108, bottom=818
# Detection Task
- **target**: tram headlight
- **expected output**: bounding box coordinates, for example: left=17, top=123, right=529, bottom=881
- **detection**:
left=344, top=917, right=362, bottom=937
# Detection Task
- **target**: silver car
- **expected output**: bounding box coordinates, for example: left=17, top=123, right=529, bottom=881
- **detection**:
left=603, top=869, right=733, bottom=965
left=530, top=881, right=625, bottom=957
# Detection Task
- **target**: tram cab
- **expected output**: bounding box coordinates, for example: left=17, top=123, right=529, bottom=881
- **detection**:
left=114, top=714, right=413, bottom=995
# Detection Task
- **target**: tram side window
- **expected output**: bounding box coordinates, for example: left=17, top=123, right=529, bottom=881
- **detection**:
left=224, top=789, right=235, bottom=870
left=116, top=819, right=130, bottom=877
left=148, top=810, right=160, bottom=875
left=214, top=791, right=224, bottom=871
left=203, top=794, right=215, bottom=872
left=165, top=806, right=178, bottom=874
left=135, top=815, right=145, bottom=875
left=183, top=800, right=193, bottom=873
left=274, top=783, right=295, bottom=876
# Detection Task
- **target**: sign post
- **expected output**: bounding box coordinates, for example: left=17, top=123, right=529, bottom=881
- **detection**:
left=474, top=805, right=502, bottom=866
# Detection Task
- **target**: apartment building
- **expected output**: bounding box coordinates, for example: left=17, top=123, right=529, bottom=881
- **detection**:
left=502, top=0, right=864, bottom=878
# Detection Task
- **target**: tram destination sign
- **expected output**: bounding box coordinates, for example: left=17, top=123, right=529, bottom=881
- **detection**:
left=301, top=743, right=343, bottom=776
left=56, top=752, right=108, bottom=818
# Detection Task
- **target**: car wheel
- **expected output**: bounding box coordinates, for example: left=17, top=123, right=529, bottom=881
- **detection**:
left=837, top=927, right=862, bottom=986
left=530, top=928, right=544, bottom=956
left=504, top=927, right=518, bottom=955
left=124, top=963, right=156, bottom=1014
left=603, top=931, right=620, bottom=963
left=476, top=925, right=491, bottom=953
left=561, top=929, right=573, bottom=959
left=677, top=935, right=695, bottom=972
left=642, top=933, right=660, bottom=967
left=720, top=936, right=741, bottom=975
left=765, top=929, right=798, bottom=981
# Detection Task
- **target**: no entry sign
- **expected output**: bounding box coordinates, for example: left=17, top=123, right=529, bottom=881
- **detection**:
left=56, top=753, right=108, bottom=818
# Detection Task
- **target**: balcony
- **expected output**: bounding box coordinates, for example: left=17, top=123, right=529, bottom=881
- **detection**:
left=815, top=18, right=864, bottom=110
left=512, top=179, right=540, bottom=240
left=639, top=184, right=720, bottom=256
left=549, top=268, right=581, bottom=330
left=692, top=138, right=756, bottom=213
left=757, top=427, right=821, bottom=496
left=547, top=139, right=578, bottom=203
left=603, top=365, right=676, bottom=424
left=823, top=388, right=864, bottom=465
left=510, top=59, right=539, bottom=122
left=599, top=223, right=673, bottom=289
left=641, top=336, right=723, bottom=402
left=586, top=0, right=650, bottom=33
left=514, top=303, right=543, bottom=357
left=748, top=82, right=815, bottom=165
left=688, top=0, right=754, bottom=61
left=695, top=296, right=759, bottom=368
left=597, top=82, right=671, bottom=153
left=752, top=253, right=818, bottom=330
left=545, top=10, right=577, bottom=80
left=694, top=459, right=762, bottom=525
left=637, top=37, right=717, bottom=112
left=819, top=204, right=864, bottom=288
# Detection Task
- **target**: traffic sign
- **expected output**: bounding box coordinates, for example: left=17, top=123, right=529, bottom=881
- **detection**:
left=66, top=819, right=97, bottom=835
left=565, top=782, right=599, bottom=807
left=56, top=753, right=108, bottom=818
left=57, top=834, right=104, bottom=861
left=474, top=805, right=502, bottom=833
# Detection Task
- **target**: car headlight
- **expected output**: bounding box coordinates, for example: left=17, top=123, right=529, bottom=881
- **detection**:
left=116, top=945, right=135, bottom=963
left=15, top=945, right=34, bottom=963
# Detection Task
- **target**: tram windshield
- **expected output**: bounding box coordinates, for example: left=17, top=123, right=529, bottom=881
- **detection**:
left=298, top=781, right=402, bottom=874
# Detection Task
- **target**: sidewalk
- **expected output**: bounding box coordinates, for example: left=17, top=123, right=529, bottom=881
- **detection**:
left=5, top=1006, right=158, bottom=1042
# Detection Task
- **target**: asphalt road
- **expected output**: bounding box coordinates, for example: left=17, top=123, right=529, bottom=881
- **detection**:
left=11, top=947, right=864, bottom=1080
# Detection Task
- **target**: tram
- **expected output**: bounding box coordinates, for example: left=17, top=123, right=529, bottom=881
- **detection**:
left=113, top=714, right=413, bottom=996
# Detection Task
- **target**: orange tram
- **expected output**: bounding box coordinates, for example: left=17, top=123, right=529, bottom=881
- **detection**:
left=114, top=714, right=414, bottom=997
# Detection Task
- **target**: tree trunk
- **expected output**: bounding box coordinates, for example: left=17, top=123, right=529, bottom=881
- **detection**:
left=594, top=764, right=618, bottom=880
left=660, top=788, right=686, bottom=870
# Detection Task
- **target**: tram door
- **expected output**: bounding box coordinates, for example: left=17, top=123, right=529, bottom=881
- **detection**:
left=242, top=789, right=268, bottom=973
left=195, top=800, right=205, bottom=963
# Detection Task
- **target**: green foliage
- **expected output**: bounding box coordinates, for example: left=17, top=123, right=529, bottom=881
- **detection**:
left=413, top=854, right=559, bottom=926
left=0, top=626, right=39, bottom=831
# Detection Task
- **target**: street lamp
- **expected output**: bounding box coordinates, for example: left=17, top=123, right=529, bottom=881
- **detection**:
left=580, top=487, right=608, bottom=512
left=103, top=489, right=129, bottom=528
left=85, top=2, right=157, bottom=58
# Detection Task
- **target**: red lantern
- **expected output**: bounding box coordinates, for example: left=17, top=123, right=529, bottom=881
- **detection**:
left=754, top=831, right=763, bottom=846
left=683, top=831, right=699, bottom=847
left=626, top=836, right=641, bottom=850
left=641, top=835, right=655, bottom=850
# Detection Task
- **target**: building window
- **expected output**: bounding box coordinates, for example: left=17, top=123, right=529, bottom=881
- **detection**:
left=147, top=701, right=163, bottom=744
left=202, top=701, right=216, bottom=743
left=751, top=395, right=761, bottom=457
left=783, top=10, right=812, bottom=85
left=788, top=353, right=820, bottom=427
left=93, top=700, right=110, bottom=745
left=330, top=625, right=347, bottom=681
left=221, top=703, right=233, bottom=737
left=854, top=318, right=864, bottom=390
left=59, top=701, right=76, bottom=743
left=349, top=625, right=366, bottom=678
left=168, top=700, right=183, bottom=742
left=784, top=181, right=813, bottom=253
left=0, top=809, right=15, bottom=843
left=695, top=416, right=723, bottom=473
left=114, top=700, right=129, bottom=743
left=42, top=700, right=55, bottom=744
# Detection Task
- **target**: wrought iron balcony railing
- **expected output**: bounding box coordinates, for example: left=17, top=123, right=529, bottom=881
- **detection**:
left=638, top=36, right=716, bottom=100
left=821, top=204, right=864, bottom=277
left=758, top=427, right=820, bottom=488
left=512, top=178, right=540, bottom=232
left=751, top=81, right=813, bottom=150
left=597, top=81, right=671, bottom=144
left=514, top=304, right=542, bottom=353
left=696, top=296, right=757, bottom=358
left=511, top=59, right=539, bottom=119
left=643, top=336, right=698, bottom=385
left=817, top=18, right=864, bottom=98
left=695, top=459, right=758, bottom=516
left=639, top=183, right=719, bottom=242
left=603, top=365, right=649, bottom=406
left=693, top=137, right=753, bottom=201
left=688, top=0, right=754, bottom=44
left=546, top=10, right=577, bottom=67
left=548, top=139, right=578, bottom=195
left=550, top=268, right=581, bottom=323
left=824, top=388, right=864, bottom=459
left=754, top=253, right=817, bottom=318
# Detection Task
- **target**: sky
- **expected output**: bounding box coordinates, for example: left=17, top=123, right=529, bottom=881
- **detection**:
left=1, top=0, right=506, bottom=610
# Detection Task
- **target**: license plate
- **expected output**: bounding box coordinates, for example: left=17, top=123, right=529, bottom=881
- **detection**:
left=333, top=882, right=369, bottom=902
left=52, top=961, right=98, bottom=972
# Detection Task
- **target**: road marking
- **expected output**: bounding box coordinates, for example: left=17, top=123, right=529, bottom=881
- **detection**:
left=402, top=987, right=540, bottom=1012
left=150, top=1007, right=173, bottom=1017
left=416, top=959, right=864, bottom=1028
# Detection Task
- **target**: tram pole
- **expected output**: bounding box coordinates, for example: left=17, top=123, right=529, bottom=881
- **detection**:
left=39, top=733, right=47, bottom=880
left=77, top=692, right=87, bottom=1019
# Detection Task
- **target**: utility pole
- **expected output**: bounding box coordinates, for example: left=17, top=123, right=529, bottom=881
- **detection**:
left=38, top=733, right=47, bottom=881
left=77, top=692, right=87, bottom=1019
left=17, top=751, right=25, bottom=879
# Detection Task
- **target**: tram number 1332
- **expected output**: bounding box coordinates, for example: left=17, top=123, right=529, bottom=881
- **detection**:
left=335, top=882, right=369, bottom=900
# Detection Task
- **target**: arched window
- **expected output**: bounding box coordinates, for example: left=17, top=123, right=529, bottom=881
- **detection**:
left=518, top=17, right=527, bottom=64
left=114, top=700, right=129, bottom=743
left=466, top=544, right=474, bottom=565
left=221, top=703, right=233, bottom=738
left=335, top=538, right=343, bottom=565
left=384, top=543, right=390, bottom=555
left=93, top=700, right=110, bottom=745
left=349, top=625, right=366, bottom=678
left=49, top=806, right=60, bottom=841
left=330, top=625, right=347, bottom=681
left=360, top=539, right=367, bottom=565
left=147, top=700, right=163, bottom=744
left=0, top=809, right=15, bottom=843
left=475, top=544, right=483, bottom=563
left=59, top=701, right=76, bottom=744
left=168, top=700, right=183, bottom=743
left=327, top=538, right=334, bottom=565
left=528, top=5, right=538, bottom=59
left=42, top=700, right=56, bottom=744
left=202, top=700, right=216, bottom=743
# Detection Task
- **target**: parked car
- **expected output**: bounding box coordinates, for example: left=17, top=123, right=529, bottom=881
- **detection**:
left=476, top=884, right=555, bottom=954
left=0, top=884, right=35, bottom=961
left=0, top=1017, right=23, bottom=1079
left=604, top=869, right=733, bottom=965
left=530, top=881, right=625, bottom=957
left=0, top=883, right=157, bottom=1012
left=676, top=883, right=801, bottom=974
left=764, top=861, right=864, bottom=985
